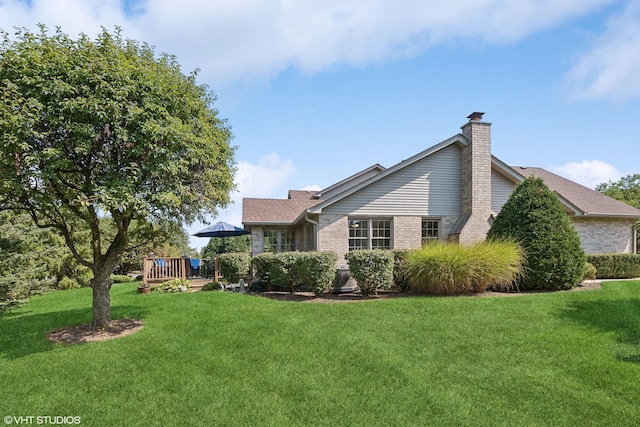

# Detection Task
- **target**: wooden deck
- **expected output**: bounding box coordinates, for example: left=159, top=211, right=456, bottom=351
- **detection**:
left=142, top=256, right=222, bottom=285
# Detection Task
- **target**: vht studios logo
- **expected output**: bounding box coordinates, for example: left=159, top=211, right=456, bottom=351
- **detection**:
left=4, top=416, right=81, bottom=425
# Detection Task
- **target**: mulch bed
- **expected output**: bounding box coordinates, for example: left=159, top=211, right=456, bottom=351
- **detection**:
left=46, top=318, right=144, bottom=345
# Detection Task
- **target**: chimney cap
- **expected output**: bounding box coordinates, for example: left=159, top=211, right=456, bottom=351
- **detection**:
left=467, top=112, right=485, bottom=121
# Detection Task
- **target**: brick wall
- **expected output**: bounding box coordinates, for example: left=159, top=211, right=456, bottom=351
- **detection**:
left=393, top=216, right=422, bottom=249
left=318, top=214, right=349, bottom=267
left=571, top=217, right=636, bottom=254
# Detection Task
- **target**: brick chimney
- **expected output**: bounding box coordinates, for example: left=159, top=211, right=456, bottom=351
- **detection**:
left=458, top=112, right=492, bottom=244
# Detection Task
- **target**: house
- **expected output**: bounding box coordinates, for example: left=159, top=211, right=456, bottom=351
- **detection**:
left=242, top=113, right=640, bottom=268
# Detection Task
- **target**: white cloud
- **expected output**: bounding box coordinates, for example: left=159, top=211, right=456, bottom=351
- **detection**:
left=235, top=152, right=297, bottom=197
left=566, top=0, right=640, bottom=102
left=0, top=0, right=617, bottom=86
left=550, top=160, right=622, bottom=189
left=301, top=184, right=322, bottom=191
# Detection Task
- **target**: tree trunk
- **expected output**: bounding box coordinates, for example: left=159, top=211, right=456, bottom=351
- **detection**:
left=91, top=272, right=113, bottom=328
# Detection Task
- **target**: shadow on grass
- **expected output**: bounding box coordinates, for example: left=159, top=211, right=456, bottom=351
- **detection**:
left=0, top=305, right=147, bottom=359
left=559, top=296, right=640, bottom=364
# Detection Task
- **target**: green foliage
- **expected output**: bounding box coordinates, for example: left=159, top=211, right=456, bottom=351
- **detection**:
left=587, top=254, right=640, bottom=279
left=201, top=281, right=222, bottom=291
left=218, top=252, right=251, bottom=283
left=344, top=250, right=394, bottom=296
left=109, top=275, right=134, bottom=283
left=392, top=249, right=412, bottom=291
left=596, top=173, right=640, bottom=209
left=582, top=263, right=597, bottom=281
left=251, top=253, right=276, bottom=289
left=0, top=212, right=62, bottom=311
left=405, top=241, right=524, bottom=295
left=154, top=278, right=192, bottom=293
left=488, top=177, right=586, bottom=290
left=596, top=174, right=640, bottom=250
left=0, top=26, right=236, bottom=326
left=250, top=252, right=338, bottom=295
left=201, top=235, right=251, bottom=258
left=293, top=252, right=339, bottom=296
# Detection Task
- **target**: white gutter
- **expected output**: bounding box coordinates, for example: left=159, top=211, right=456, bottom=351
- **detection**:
left=305, top=213, right=319, bottom=251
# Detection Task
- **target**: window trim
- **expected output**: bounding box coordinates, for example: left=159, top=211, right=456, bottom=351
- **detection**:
left=263, top=229, right=295, bottom=253
left=421, top=218, right=441, bottom=245
left=348, top=217, right=392, bottom=250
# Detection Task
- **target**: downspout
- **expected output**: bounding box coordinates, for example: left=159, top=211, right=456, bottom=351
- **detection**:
left=305, top=213, right=319, bottom=251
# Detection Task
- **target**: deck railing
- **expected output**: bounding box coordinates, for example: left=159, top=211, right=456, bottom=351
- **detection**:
left=142, top=256, right=222, bottom=285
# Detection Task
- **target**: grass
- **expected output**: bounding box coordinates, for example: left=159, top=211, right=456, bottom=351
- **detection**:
left=1, top=282, right=640, bottom=426
left=407, top=241, right=524, bottom=294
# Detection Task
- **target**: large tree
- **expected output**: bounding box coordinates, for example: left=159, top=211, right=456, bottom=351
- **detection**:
left=0, top=26, right=236, bottom=327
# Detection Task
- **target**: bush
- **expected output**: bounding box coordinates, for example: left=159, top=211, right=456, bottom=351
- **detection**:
left=251, top=253, right=277, bottom=289
left=587, top=254, right=640, bottom=279
left=344, top=250, right=394, bottom=297
left=582, top=263, right=597, bottom=281
left=406, top=241, right=524, bottom=295
left=110, top=274, right=133, bottom=283
left=219, top=252, right=251, bottom=283
left=250, top=252, right=338, bottom=294
left=154, top=278, right=192, bottom=293
left=392, top=250, right=412, bottom=292
left=487, top=177, right=586, bottom=291
left=294, top=252, right=338, bottom=296
left=201, top=281, right=222, bottom=291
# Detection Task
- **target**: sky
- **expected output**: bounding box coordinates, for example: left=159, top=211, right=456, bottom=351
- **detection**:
left=2, top=0, right=639, bottom=250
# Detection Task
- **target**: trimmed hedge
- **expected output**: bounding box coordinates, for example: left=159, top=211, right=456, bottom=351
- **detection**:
left=251, top=252, right=338, bottom=295
left=219, top=252, right=251, bottom=283
left=392, top=249, right=412, bottom=292
left=587, top=254, right=640, bottom=279
left=344, top=250, right=394, bottom=297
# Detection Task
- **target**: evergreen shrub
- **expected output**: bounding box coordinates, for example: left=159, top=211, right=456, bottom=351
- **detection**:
left=487, top=177, right=586, bottom=290
left=587, top=254, right=640, bottom=279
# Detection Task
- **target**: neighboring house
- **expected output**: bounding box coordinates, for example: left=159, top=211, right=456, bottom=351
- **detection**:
left=243, top=113, right=640, bottom=268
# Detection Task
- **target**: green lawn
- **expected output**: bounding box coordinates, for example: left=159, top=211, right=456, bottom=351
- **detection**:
left=1, top=282, right=640, bottom=426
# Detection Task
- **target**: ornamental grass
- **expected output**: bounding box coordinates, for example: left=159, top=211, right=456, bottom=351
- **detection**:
left=406, top=241, right=524, bottom=295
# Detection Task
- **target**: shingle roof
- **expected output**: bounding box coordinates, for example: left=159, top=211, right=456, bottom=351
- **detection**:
left=242, top=198, right=322, bottom=225
left=288, top=190, right=317, bottom=200
left=512, top=166, right=640, bottom=218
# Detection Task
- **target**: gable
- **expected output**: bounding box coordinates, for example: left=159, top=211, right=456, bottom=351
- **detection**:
left=322, top=143, right=462, bottom=216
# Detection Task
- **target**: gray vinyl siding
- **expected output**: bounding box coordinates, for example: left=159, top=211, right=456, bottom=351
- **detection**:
left=323, top=145, right=462, bottom=216
left=491, top=170, right=515, bottom=213
left=321, top=168, right=383, bottom=200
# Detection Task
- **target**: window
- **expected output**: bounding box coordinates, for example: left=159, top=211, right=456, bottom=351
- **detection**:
left=349, top=218, right=391, bottom=250
left=422, top=219, right=440, bottom=245
left=263, top=229, right=295, bottom=253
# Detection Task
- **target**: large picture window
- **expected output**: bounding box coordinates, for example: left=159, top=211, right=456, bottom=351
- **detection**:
left=421, top=219, right=440, bottom=245
left=349, top=218, right=391, bottom=250
left=263, top=229, right=295, bottom=253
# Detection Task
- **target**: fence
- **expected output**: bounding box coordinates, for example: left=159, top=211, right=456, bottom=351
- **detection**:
left=142, top=256, right=222, bottom=285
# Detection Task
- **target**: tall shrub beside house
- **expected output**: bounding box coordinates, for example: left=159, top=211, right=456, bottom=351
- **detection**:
left=487, top=177, right=585, bottom=290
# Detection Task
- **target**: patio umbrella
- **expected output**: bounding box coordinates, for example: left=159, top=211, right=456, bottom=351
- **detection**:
left=193, top=221, right=250, bottom=238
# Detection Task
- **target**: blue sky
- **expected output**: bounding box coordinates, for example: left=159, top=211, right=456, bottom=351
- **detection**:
left=2, top=0, right=639, bottom=250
